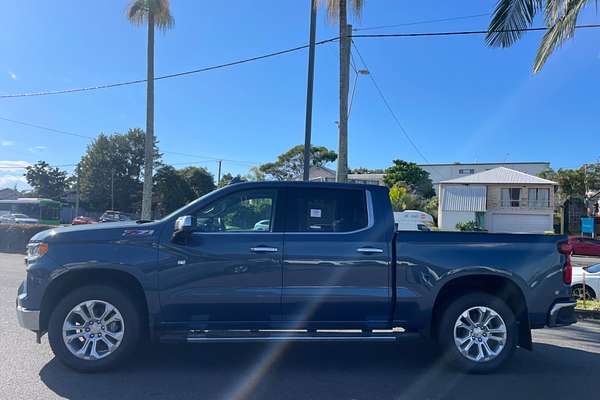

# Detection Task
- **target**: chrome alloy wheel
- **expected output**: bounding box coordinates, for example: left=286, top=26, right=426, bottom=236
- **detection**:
left=453, top=306, right=507, bottom=363
left=62, top=300, right=125, bottom=360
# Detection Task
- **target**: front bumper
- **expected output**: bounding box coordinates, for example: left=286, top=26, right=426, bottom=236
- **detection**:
left=547, top=300, right=577, bottom=327
left=16, top=305, right=40, bottom=331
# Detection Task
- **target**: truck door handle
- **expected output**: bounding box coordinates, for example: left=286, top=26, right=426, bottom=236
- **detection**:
left=250, top=246, right=278, bottom=253
left=356, top=247, right=384, bottom=254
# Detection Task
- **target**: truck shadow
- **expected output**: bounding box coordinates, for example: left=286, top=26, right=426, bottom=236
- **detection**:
left=39, top=333, right=600, bottom=400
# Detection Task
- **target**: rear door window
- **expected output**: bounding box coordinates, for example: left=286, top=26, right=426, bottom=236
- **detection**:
left=286, top=188, right=368, bottom=233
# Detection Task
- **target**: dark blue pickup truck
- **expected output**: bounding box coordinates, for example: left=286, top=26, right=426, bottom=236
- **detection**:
left=16, top=182, right=576, bottom=372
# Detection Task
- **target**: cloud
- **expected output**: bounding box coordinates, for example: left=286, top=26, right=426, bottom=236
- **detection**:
left=0, top=174, right=27, bottom=189
left=0, top=160, right=31, bottom=172
left=28, top=146, right=46, bottom=153
left=8, top=71, right=17, bottom=80
left=1, top=140, right=15, bottom=146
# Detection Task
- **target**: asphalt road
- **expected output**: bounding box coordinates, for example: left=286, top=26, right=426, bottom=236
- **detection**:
left=2, top=252, right=600, bottom=400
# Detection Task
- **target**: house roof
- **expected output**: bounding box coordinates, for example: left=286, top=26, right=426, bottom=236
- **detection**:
left=418, top=161, right=549, bottom=167
left=440, top=167, right=557, bottom=185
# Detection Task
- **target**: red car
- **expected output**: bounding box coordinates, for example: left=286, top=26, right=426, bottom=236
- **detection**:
left=71, top=216, right=97, bottom=225
left=568, top=236, right=600, bottom=257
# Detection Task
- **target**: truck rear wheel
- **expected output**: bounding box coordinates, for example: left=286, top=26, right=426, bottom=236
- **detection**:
left=437, top=292, right=517, bottom=373
left=48, top=285, right=141, bottom=372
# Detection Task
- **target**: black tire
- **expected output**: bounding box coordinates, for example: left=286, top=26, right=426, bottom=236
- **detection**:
left=437, top=292, right=518, bottom=373
left=48, top=285, right=142, bottom=372
left=571, top=284, right=596, bottom=301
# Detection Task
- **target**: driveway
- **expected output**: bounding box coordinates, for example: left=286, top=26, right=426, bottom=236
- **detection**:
left=1, top=252, right=599, bottom=400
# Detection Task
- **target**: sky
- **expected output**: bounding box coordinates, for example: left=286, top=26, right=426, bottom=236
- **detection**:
left=1, top=0, right=599, bottom=190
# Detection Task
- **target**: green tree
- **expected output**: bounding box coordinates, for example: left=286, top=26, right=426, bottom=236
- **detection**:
left=486, top=0, right=591, bottom=73
left=179, top=166, right=216, bottom=198
left=246, top=166, right=266, bottom=182
left=153, top=165, right=195, bottom=215
left=127, top=0, right=174, bottom=220
left=77, top=129, right=161, bottom=213
left=383, top=160, right=435, bottom=198
left=218, top=173, right=246, bottom=188
left=389, top=184, right=423, bottom=212
left=539, top=167, right=586, bottom=203
left=24, top=161, right=70, bottom=200
left=259, top=145, right=338, bottom=181
left=424, top=196, right=439, bottom=221
left=321, top=0, right=365, bottom=182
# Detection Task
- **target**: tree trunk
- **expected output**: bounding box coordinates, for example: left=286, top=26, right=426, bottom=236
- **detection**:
left=336, top=0, right=349, bottom=183
left=141, top=12, right=155, bottom=220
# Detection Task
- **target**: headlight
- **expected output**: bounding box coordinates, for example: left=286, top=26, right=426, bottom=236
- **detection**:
left=27, top=242, right=48, bottom=260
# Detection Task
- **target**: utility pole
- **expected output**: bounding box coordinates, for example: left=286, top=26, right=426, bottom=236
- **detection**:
left=75, top=173, right=80, bottom=217
left=140, top=11, right=155, bottom=220
left=336, top=22, right=351, bottom=183
left=302, top=0, right=318, bottom=182
left=111, top=170, right=115, bottom=211
left=217, top=160, right=222, bottom=186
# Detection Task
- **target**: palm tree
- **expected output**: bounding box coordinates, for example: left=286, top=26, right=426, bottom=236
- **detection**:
left=486, top=0, right=589, bottom=73
left=321, top=0, right=364, bottom=182
left=127, top=0, right=174, bottom=219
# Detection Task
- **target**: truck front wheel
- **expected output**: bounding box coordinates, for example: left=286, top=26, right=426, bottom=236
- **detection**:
left=437, top=292, right=517, bottom=373
left=48, top=285, right=142, bottom=372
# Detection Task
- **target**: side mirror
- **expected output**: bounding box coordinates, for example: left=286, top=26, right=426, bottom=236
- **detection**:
left=172, top=215, right=196, bottom=244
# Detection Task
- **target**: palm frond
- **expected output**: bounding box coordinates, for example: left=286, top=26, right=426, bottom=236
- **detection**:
left=486, top=0, right=543, bottom=47
left=318, top=0, right=364, bottom=24
left=126, top=0, right=147, bottom=25
left=126, top=0, right=174, bottom=31
left=533, top=0, right=587, bottom=72
left=544, top=0, right=568, bottom=25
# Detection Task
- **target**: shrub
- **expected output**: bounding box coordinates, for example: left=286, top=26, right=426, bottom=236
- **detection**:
left=0, top=224, right=55, bottom=253
left=456, top=221, right=482, bottom=232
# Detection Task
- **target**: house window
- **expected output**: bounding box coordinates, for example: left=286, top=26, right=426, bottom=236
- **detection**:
left=528, top=188, right=550, bottom=208
left=501, top=188, right=521, bottom=207
left=459, top=169, right=475, bottom=175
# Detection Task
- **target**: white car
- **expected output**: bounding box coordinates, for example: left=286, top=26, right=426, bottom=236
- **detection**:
left=571, top=257, right=600, bottom=300
left=0, top=213, right=39, bottom=225
left=393, top=210, right=435, bottom=231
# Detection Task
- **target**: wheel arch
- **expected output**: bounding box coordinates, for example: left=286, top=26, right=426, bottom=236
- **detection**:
left=40, top=268, right=151, bottom=338
left=430, top=273, right=532, bottom=350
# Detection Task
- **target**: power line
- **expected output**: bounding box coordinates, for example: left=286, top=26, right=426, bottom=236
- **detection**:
left=352, top=24, right=600, bottom=39
left=353, top=12, right=491, bottom=32
left=3, top=24, right=600, bottom=100
left=0, top=115, right=261, bottom=166
left=0, top=37, right=339, bottom=99
left=351, top=41, right=430, bottom=164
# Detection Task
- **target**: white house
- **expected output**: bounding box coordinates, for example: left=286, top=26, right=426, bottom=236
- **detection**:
left=438, top=167, right=558, bottom=233
left=419, top=162, right=550, bottom=194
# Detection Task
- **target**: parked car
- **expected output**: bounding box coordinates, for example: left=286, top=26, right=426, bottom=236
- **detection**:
left=17, top=182, right=576, bottom=373
left=71, top=216, right=97, bottom=225
left=568, top=236, right=600, bottom=257
left=571, top=259, right=600, bottom=300
left=393, top=210, right=434, bottom=231
left=99, top=211, right=132, bottom=223
left=0, top=213, right=38, bottom=225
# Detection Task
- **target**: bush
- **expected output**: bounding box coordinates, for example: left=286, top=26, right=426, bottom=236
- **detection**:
left=456, top=220, right=484, bottom=232
left=0, top=224, right=55, bottom=253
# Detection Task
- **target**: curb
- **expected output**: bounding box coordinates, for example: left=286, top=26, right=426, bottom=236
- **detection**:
left=575, top=309, right=600, bottom=320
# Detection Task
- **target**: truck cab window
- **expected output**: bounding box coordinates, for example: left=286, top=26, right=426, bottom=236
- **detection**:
left=194, top=189, right=276, bottom=232
left=286, top=188, right=368, bottom=232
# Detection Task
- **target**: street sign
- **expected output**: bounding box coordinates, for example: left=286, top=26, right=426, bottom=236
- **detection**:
left=581, top=217, right=595, bottom=234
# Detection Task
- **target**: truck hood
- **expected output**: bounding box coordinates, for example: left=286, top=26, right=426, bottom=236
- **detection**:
left=30, top=221, right=163, bottom=243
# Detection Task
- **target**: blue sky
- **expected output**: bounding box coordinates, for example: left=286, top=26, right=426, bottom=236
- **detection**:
left=1, top=0, right=599, bottom=189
